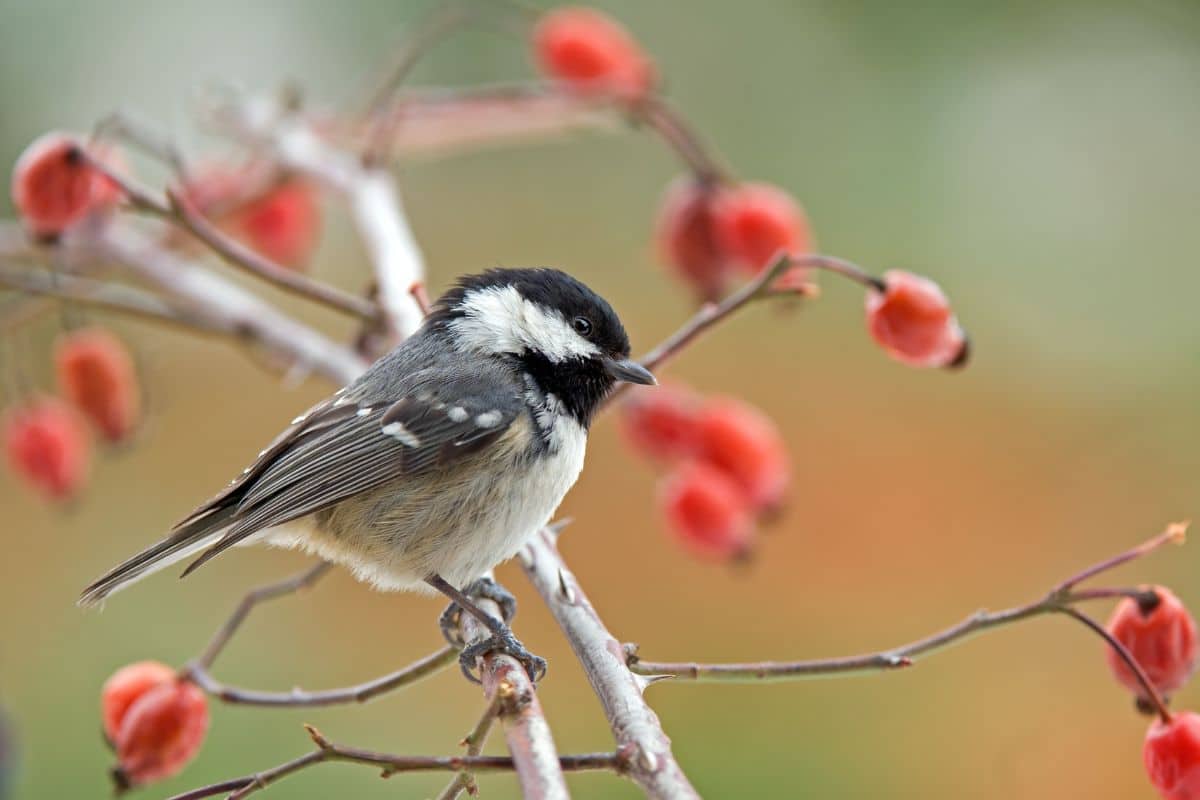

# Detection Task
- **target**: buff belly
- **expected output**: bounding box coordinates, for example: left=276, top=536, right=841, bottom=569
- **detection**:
left=262, top=414, right=587, bottom=592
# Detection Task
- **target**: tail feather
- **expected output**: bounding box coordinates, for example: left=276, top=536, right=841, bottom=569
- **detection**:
left=77, top=507, right=235, bottom=608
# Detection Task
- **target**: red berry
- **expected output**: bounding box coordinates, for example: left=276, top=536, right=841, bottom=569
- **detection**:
left=1145, top=712, right=1200, bottom=799
left=620, top=383, right=704, bottom=462
left=232, top=180, right=321, bottom=269
left=55, top=327, right=141, bottom=443
left=654, top=177, right=732, bottom=301
left=114, top=679, right=208, bottom=787
left=1107, top=587, right=1198, bottom=700
left=10, top=132, right=123, bottom=238
left=3, top=396, right=91, bottom=501
left=533, top=6, right=656, bottom=99
left=695, top=398, right=789, bottom=512
left=101, top=661, right=176, bottom=743
left=660, top=462, right=755, bottom=560
left=864, top=269, right=967, bottom=368
left=177, top=167, right=321, bottom=270
left=711, top=182, right=813, bottom=280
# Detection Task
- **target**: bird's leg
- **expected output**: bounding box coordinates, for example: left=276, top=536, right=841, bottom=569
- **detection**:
left=425, top=574, right=546, bottom=684
left=435, top=576, right=518, bottom=647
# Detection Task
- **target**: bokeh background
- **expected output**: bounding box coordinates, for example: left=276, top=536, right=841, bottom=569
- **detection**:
left=2, top=0, right=1199, bottom=797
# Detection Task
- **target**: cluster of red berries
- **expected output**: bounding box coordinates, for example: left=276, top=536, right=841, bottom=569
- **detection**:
left=1100, top=586, right=1200, bottom=798
left=532, top=8, right=966, bottom=368
left=11, top=132, right=322, bottom=270
left=4, top=327, right=141, bottom=501
left=621, top=383, right=788, bottom=560
left=100, top=661, right=208, bottom=790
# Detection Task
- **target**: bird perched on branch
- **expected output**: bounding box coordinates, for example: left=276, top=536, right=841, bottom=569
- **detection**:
left=80, top=268, right=656, bottom=681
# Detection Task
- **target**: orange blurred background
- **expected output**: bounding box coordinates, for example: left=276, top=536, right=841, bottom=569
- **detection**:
left=2, top=1, right=1199, bottom=798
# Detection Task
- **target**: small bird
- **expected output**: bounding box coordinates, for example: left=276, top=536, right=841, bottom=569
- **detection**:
left=80, top=268, right=655, bottom=680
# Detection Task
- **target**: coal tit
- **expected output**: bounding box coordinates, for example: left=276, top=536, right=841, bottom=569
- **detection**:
left=79, top=268, right=655, bottom=680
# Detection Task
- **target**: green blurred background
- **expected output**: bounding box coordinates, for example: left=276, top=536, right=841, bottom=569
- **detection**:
left=2, top=0, right=1199, bottom=797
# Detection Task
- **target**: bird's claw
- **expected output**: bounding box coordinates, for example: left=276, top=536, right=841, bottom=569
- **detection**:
left=458, top=627, right=547, bottom=685
left=437, top=577, right=518, bottom=647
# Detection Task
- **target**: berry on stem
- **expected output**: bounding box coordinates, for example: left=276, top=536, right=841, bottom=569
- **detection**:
left=655, top=177, right=731, bottom=301
left=533, top=6, right=656, bottom=100
left=620, top=383, right=704, bottom=463
left=1106, top=586, right=1198, bottom=701
left=711, top=182, right=812, bottom=285
left=695, top=397, right=789, bottom=513
left=55, top=327, right=142, bottom=443
left=659, top=461, right=755, bottom=560
left=113, top=679, right=208, bottom=789
left=1145, top=711, right=1200, bottom=800
left=232, top=180, right=321, bottom=269
left=3, top=396, right=91, bottom=501
left=10, top=132, right=123, bottom=238
left=101, top=661, right=176, bottom=744
left=864, top=269, right=967, bottom=368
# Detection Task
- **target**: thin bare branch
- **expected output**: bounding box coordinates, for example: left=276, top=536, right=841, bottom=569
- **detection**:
left=521, top=529, right=700, bottom=800
left=0, top=265, right=227, bottom=335
left=187, top=647, right=456, bottom=708
left=169, top=724, right=619, bottom=800
left=435, top=693, right=504, bottom=800
left=627, top=523, right=1188, bottom=683
left=193, top=561, right=333, bottom=670
left=75, top=147, right=379, bottom=320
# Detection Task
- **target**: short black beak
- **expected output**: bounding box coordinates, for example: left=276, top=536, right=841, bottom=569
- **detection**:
left=604, top=357, right=657, bottom=386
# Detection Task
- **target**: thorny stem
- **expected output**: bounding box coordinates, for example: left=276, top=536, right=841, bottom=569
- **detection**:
left=166, top=724, right=620, bottom=800
left=627, top=523, right=1188, bottom=684
left=455, top=588, right=570, bottom=800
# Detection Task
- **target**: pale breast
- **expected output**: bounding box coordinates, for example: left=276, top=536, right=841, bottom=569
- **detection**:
left=275, top=412, right=588, bottom=592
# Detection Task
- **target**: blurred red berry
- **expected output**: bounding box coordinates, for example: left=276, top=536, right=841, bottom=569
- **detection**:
left=177, top=167, right=320, bottom=270
left=620, top=383, right=703, bottom=462
left=654, top=177, right=732, bottom=301
left=1145, top=711, right=1200, bottom=800
left=231, top=180, right=320, bottom=269
left=3, top=396, right=91, bottom=501
left=864, top=269, right=967, bottom=368
left=1107, top=586, right=1198, bottom=700
left=55, top=327, right=141, bottom=443
left=533, top=6, right=656, bottom=99
left=101, top=661, right=176, bottom=743
left=660, top=462, right=755, bottom=560
left=711, top=182, right=812, bottom=282
left=695, top=398, right=789, bottom=512
left=113, top=679, right=208, bottom=788
left=10, top=132, right=123, bottom=238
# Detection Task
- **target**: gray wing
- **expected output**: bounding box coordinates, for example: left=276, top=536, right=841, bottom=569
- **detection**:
left=180, top=370, right=524, bottom=575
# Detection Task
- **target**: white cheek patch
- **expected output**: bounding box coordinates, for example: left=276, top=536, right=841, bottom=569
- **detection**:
left=449, top=285, right=601, bottom=362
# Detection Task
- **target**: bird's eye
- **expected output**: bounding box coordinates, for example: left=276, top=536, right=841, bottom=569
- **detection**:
left=572, top=316, right=593, bottom=337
